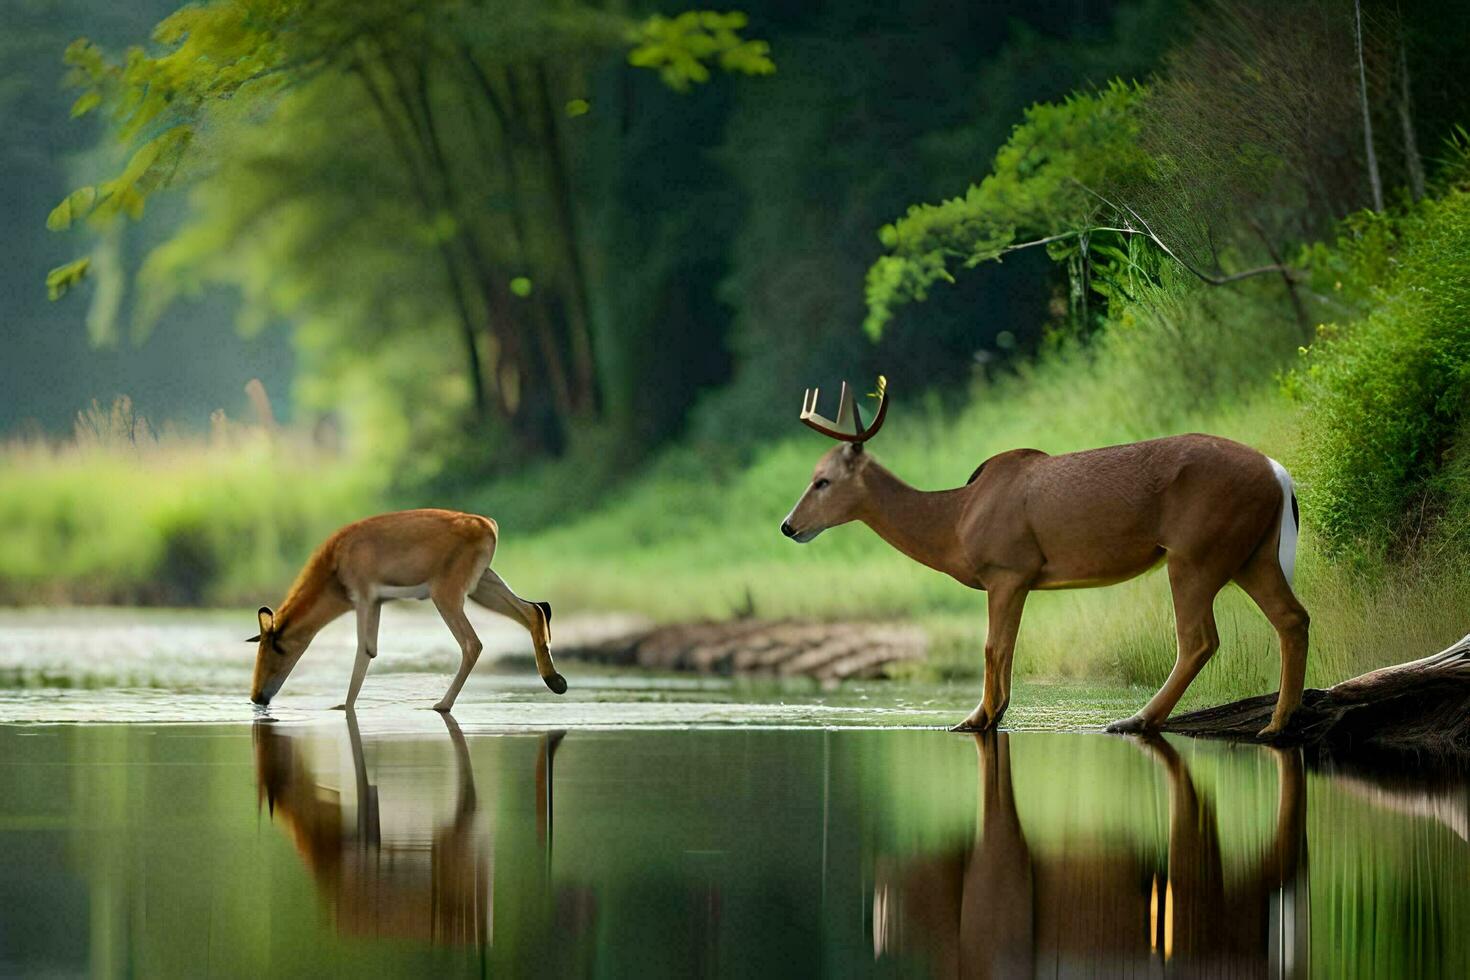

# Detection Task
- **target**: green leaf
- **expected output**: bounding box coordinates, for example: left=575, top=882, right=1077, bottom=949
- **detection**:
left=564, top=98, right=590, bottom=118
left=46, top=257, right=92, bottom=301
left=70, top=89, right=101, bottom=118
left=46, top=187, right=98, bottom=231
left=629, top=10, right=775, bottom=92
left=510, top=277, right=533, bottom=298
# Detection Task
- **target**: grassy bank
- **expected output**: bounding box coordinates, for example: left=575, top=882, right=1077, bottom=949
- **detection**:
left=6, top=201, right=1470, bottom=707
left=0, top=418, right=380, bottom=606
left=491, top=312, right=1466, bottom=706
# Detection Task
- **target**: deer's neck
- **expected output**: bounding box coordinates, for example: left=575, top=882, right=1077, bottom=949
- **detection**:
left=275, top=587, right=349, bottom=658
left=858, top=463, right=972, bottom=579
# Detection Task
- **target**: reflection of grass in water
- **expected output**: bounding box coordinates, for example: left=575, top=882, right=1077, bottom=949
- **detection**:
left=1310, top=767, right=1470, bottom=976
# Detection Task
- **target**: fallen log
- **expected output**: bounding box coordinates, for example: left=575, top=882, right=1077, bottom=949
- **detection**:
left=1163, top=632, right=1470, bottom=755
left=555, top=618, right=927, bottom=681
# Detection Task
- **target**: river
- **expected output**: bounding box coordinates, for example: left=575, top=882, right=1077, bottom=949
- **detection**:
left=0, top=610, right=1465, bottom=976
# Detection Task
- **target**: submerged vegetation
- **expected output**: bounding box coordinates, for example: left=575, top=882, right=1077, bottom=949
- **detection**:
left=3, top=0, right=1470, bottom=702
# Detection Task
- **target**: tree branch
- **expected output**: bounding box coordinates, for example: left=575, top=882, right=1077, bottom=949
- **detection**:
left=1067, top=182, right=1298, bottom=287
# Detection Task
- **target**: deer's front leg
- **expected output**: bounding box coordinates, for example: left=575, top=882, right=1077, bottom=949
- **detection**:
left=334, top=601, right=381, bottom=710
left=952, top=583, right=1029, bottom=732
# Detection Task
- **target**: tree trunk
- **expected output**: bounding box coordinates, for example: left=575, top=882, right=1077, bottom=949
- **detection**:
left=353, top=60, right=489, bottom=421
left=1355, top=0, right=1384, bottom=212
left=1162, top=632, right=1470, bottom=755
left=1396, top=29, right=1426, bottom=201
left=403, top=56, right=567, bottom=453
left=1249, top=218, right=1311, bottom=344
left=530, top=60, right=600, bottom=416
left=460, top=51, right=579, bottom=428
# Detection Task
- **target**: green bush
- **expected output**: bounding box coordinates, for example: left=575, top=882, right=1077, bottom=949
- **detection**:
left=1289, top=187, right=1470, bottom=560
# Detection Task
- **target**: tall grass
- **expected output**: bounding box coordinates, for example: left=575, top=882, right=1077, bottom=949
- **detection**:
left=5, top=263, right=1467, bottom=704
left=0, top=398, right=380, bottom=606
left=491, top=272, right=1470, bottom=700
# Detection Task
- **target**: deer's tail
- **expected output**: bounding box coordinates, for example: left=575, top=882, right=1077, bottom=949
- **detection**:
left=1267, top=457, right=1299, bottom=588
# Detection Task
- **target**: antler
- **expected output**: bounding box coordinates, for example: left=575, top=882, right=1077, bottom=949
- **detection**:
left=799, top=375, right=889, bottom=442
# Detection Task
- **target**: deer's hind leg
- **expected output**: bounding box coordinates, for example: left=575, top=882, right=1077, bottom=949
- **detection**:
left=1233, top=546, right=1310, bottom=738
left=469, top=569, right=567, bottom=695
left=1108, top=555, right=1228, bottom=733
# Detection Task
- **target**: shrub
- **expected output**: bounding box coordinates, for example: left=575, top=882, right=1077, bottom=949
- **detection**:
left=1288, top=188, right=1470, bottom=560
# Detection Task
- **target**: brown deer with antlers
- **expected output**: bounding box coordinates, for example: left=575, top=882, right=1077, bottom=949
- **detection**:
left=780, top=377, right=1307, bottom=737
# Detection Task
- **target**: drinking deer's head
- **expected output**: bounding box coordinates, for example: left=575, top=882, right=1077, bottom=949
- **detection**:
left=249, top=606, right=304, bottom=705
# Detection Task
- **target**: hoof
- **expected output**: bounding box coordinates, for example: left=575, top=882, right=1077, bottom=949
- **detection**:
left=948, top=714, right=997, bottom=733
left=432, top=701, right=455, bottom=713
left=1256, top=723, right=1285, bottom=740
left=544, top=672, right=568, bottom=695
left=1104, top=715, right=1155, bottom=735
left=330, top=703, right=349, bottom=711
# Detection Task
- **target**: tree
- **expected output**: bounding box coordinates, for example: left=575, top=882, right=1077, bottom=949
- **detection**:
left=46, top=0, right=773, bottom=455
left=862, top=82, right=1155, bottom=340
left=862, top=0, right=1409, bottom=345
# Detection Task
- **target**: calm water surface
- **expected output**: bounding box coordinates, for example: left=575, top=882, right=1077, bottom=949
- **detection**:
left=0, top=612, right=1467, bottom=976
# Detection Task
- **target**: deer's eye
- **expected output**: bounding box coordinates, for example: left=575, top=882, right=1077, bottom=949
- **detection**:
left=813, top=478, right=830, bottom=490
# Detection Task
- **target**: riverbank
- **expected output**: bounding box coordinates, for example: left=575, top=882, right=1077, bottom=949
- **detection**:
left=0, top=606, right=1146, bottom=727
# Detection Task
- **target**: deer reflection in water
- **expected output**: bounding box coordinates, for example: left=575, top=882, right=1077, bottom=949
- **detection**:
left=875, top=733, right=1308, bottom=978
left=253, top=713, right=563, bottom=945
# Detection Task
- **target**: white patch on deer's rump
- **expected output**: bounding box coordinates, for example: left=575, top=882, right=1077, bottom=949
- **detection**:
left=1267, top=457, right=1298, bottom=587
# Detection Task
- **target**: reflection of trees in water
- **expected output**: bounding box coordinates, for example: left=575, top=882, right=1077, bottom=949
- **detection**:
left=874, top=733, right=1310, bottom=978
left=252, top=713, right=564, bottom=945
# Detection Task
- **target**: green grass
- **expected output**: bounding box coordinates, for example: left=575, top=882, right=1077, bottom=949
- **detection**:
left=0, top=429, right=381, bottom=606
left=486, top=276, right=1470, bottom=703
left=4, top=264, right=1468, bottom=705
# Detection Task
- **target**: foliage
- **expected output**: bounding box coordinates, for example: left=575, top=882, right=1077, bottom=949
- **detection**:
left=1288, top=184, right=1470, bottom=559
left=1138, top=0, right=1383, bottom=268
left=863, top=81, right=1149, bottom=339
left=862, top=0, right=1441, bottom=341
left=45, top=256, right=92, bottom=301
left=44, top=0, right=774, bottom=457
left=628, top=10, right=773, bottom=91
left=0, top=400, right=379, bottom=605
left=688, top=1, right=1181, bottom=448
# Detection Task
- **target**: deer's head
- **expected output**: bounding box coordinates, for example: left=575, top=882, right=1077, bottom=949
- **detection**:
left=249, top=606, right=305, bottom=705
left=782, top=376, right=888, bottom=543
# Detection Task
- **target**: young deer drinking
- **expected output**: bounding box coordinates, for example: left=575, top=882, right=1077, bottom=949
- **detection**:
left=248, top=509, right=566, bottom=711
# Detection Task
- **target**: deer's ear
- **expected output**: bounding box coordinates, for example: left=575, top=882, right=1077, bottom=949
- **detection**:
left=257, top=606, right=275, bottom=636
